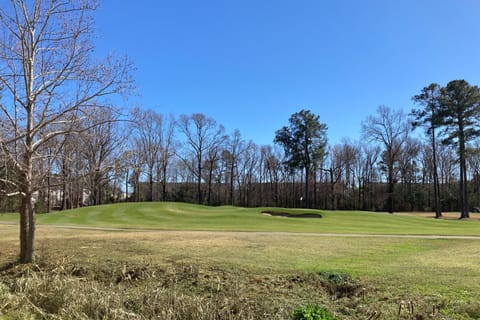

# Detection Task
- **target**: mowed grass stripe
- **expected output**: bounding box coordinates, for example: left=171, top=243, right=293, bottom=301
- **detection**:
left=1, top=202, right=480, bottom=235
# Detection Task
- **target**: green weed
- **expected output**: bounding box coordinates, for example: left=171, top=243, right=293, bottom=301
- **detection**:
left=292, top=304, right=337, bottom=320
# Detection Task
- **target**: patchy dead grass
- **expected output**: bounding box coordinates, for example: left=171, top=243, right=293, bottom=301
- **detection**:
left=0, top=243, right=452, bottom=320
left=2, top=224, right=480, bottom=319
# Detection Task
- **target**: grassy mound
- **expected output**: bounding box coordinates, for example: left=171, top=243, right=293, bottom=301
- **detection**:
left=2, top=201, right=480, bottom=235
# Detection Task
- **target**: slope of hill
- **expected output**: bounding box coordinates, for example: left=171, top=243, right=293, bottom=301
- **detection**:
left=1, top=202, right=479, bottom=236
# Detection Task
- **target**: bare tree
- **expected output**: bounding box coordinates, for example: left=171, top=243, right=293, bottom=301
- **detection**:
left=81, top=107, right=124, bottom=205
left=334, top=140, right=359, bottom=209
left=224, top=129, right=246, bottom=205
left=126, top=147, right=144, bottom=202
left=397, top=138, right=421, bottom=211
left=157, top=114, right=176, bottom=201
left=437, top=144, right=457, bottom=210
left=55, top=130, right=91, bottom=210
left=260, top=145, right=282, bottom=206
left=131, top=108, right=164, bottom=201
left=324, top=145, right=343, bottom=210
left=0, top=0, right=132, bottom=263
left=236, top=141, right=259, bottom=207
left=177, top=113, right=226, bottom=204
left=362, top=106, right=411, bottom=213
left=357, top=143, right=381, bottom=211
left=204, top=140, right=223, bottom=205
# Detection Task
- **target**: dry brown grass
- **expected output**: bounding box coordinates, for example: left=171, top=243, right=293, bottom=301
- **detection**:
left=1, top=224, right=480, bottom=319
left=0, top=241, right=362, bottom=319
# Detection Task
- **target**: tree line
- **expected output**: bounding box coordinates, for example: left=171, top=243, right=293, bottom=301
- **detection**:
left=3, top=86, right=480, bottom=218
left=1, top=1, right=480, bottom=263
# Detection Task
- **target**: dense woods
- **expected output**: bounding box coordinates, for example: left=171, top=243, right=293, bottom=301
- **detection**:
left=3, top=81, right=480, bottom=219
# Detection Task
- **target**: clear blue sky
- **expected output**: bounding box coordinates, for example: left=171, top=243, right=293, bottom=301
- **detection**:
left=94, top=0, right=480, bottom=146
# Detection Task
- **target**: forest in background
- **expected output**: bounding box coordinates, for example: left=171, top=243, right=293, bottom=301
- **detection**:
left=3, top=1, right=480, bottom=265
left=3, top=83, right=480, bottom=216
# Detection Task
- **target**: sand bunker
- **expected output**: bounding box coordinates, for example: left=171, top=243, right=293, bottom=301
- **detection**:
left=261, top=210, right=322, bottom=218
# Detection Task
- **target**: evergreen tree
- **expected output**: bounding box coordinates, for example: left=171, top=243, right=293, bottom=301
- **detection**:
left=274, top=109, right=327, bottom=208
left=412, top=83, right=443, bottom=218
left=438, top=80, right=480, bottom=219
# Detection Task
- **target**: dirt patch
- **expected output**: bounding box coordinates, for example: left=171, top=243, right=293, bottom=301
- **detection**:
left=261, top=211, right=322, bottom=219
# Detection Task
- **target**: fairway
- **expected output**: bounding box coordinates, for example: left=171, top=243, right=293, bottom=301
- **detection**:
left=2, top=203, right=480, bottom=319
left=1, top=201, right=480, bottom=236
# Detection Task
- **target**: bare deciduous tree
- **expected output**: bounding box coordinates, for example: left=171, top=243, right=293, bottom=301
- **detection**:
left=81, top=107, right=124, bottom=205
left=362, top=106, right=411, bottom=213
left=158, top=114, right=176, bottom=201
left=131, top=108, right=164, bottom=201
left=224, top=129, right=246, bottom=206
left=0, top=0, right=132, bottom=263
left=177, top=113, right=226, bottom=204
left=260, top=145, right=282, bottom=206
left=236, top=141, right=259, bottom=207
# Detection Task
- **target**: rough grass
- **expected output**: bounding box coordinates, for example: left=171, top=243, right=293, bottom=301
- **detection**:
left=1, top=222, right=480, bottom=319
left=0, top=256, right=349, bottom=320
left=2, top=203, right=480, bottom=319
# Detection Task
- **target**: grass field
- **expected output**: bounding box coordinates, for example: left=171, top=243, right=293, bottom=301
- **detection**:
left=1, top=202, right=480, bottom=319
left=1, top=202, right=480, bottom=235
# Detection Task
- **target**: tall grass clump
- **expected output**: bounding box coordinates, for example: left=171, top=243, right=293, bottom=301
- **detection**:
left=0, top=256, right=337, bottom=319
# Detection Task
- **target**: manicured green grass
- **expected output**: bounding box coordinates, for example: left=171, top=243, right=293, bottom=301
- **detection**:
left=2, top=201, right=480, bottom=236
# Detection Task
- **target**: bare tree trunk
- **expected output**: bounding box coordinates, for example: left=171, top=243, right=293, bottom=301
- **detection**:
left=149, top=169, right=154, bottom=202
left=459, top=131, right=469, bottom=219
left=207, top=165, right=213, bottom=205
left=125, top=170, right=129, bottom=202
left=229, top=163, right=235, bottom=206
left=387, top=163, right=395, bottom=214
left=330, top=168, right=336, bottom=210
left=0, top=0, right=132, bottom=264
left=197, top=160, right=203, bottom=204
left=313, top=167, right=318, bottom=208
left=432, top=132, right=442, bottom=218
left=162, top=165, right=168, bottom=201
left=305, top=166, right=310, bottom=208
left=19, top=196, right=29, bottom=262
left=19, top=198, right=35, bottom=263
left=19, top=155, right=35, bottom=263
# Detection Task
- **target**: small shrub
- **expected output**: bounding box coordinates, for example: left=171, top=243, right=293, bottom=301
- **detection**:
left=292, top=304, right=337, bottom=320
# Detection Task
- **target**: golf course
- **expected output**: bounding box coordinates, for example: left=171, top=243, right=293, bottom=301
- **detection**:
left=1, top=202, right=480, bottom=319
